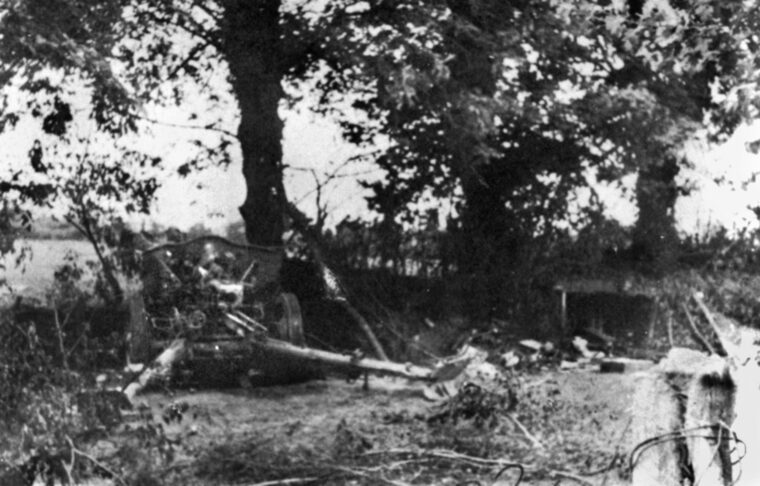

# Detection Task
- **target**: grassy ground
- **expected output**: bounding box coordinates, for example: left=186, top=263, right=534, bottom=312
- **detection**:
left=1, top=241, right=640, bottom=484
left=115, top=369, right=639, bottom=486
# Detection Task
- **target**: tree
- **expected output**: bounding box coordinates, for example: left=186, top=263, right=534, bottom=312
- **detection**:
left=0, top=0, right=434, bottom=249
left=118, top=0, right=459, bottom=246
left=219, top=0, right=286, bottom=245
left=1, top=128, right=158, bottom=304
left=310, top=0, right=622, bottom=304
left=0, top=0, right=278, bottom=244
left=601, top=0, right=760, bottom=270
left=3, top=0, right=760, bottom=284
left=43, top=141, right=158, bottom=304
left=327, top=0, right=760, bottom=275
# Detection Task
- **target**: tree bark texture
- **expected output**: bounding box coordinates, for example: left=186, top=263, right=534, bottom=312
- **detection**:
left=632, top=155, right=680, bottom=272
left=222, top=0, right=286, bottom=247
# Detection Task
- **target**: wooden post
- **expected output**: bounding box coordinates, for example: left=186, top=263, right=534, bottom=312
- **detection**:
left=630, top=371, right=683, bottom=486
left=684, top=359, right=735, bottom=486
left=631, top=301, right=760, bottom=486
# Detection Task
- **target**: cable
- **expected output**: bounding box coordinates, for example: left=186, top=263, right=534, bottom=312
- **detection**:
left=493, top=463, right=525, bottom=486
left=628, top=424, right=746, bottom=478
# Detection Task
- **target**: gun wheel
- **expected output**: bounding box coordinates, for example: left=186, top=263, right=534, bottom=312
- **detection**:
left=275, top=292, right=305, bottom=345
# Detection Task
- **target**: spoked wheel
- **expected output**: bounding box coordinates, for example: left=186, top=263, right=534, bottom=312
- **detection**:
left=274, top=292, right=305, bottom=345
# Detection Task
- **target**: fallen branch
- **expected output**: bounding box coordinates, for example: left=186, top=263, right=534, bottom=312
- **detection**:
left=550, top=469, right=595, bottom=485
left=692, top=293, right=740, bottom=357
left=249, top=478, right=319, bottom=486
left=284, top=202, right=389, bottom=361
left=53, top=308, right=69, bottom=371
left=363, top=448, right=527, bottom=469
left=506, top=413, right=545, bottom=450
left=123, top=338, right=186, bottom=402
left=364, top=448, right=616, bottom=485
left=681, top=303, right=715, bottom=355
left=332, top=465, right=412, bottom=486
left=338, top=299, right=389, bottom=361
left=66, top=437, right=127, bottom=486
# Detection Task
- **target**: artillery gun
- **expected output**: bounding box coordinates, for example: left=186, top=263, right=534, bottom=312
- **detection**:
left=125, top=234, right=469, bottom=392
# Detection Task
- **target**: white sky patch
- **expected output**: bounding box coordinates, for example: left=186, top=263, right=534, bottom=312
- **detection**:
left=565, top=170, right=637, bottom=232
left=3, top=6, right=760, bottom=241
left=555, top=79, right=586, bottom=104
left=132, top=105, right=384, bottom=232
left=598, top=173, right=638, bottom=226
left=676, top=122, right=760, bottom=235
left=4, top=94, right=760, bottom=239
left=0, top=61, right=384, bottom=234
left=282, top=108, right=383, bottom=226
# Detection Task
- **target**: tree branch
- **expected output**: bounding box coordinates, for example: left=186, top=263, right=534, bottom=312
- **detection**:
left=166, top=40, right=215, bottom=80
left=135, top=114, right=238, bottom=140
left=147, top=6, right=221, bottom=48
left=283, top=202, right=389, bottom=361
left=172, top=10, right=222, bottom=50
left=681, top=303, right=715, bottom=354
left=191, top=0, right=223, bottom=23
left=65, top=214, right=124, bottom=305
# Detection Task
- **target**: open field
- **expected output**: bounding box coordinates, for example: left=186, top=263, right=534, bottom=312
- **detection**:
left=0, top=239, right=97, bottom=302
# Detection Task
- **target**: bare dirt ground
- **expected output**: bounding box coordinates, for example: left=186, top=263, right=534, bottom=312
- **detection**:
left=121, top=368, right=640, bottom=486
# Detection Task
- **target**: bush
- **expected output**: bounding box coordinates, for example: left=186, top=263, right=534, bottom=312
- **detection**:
left=0, top=315, right=84, bottom=484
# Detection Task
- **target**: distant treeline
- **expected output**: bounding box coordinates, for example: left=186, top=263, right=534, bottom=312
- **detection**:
left=25, top=217, right=84, bottom=240
left=25, top=217, right=236, bottom=242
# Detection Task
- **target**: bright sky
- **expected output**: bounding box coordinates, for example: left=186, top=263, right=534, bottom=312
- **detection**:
left=585, top=127, right=760, bottom=236
left=148, top=114, right=760, bottom=238
left=143, top=107, right=383, bottom=233
left=2, top=0, right=760, bottom=238
left=3, top=102, right=760, bottom=237
left=675, top=124, right=760, bottom=235
left=1, top=66, right=760, bottom=238
left=0, top=87, right=384, bottom=234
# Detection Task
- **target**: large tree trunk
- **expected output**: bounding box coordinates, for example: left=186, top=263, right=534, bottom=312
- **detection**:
left=222, top=0, right=286, bottom=247
left=632, top=155, right=681, bottom=272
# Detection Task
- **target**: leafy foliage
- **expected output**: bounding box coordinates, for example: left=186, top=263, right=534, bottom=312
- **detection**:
left=9, top=133, right=159, bottom=303
left=4, top=0, right=760, bottom=274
